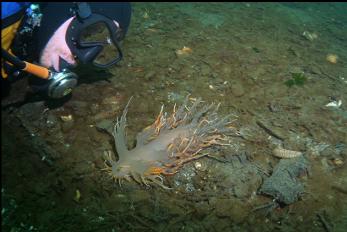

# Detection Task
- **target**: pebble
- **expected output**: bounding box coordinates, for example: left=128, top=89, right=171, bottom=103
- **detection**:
left=194, top=161, right=207, bottom=171
left=46, top=114, right=59, bottom=128
left=310, top=66, right=322, bottom=75
left=289, top=66, right=303, bottom=74
left=231, top=82, right=245, bottom=97
left=61, top=121, right=74, bottom=133
left=200, top=65, right=211, bottom=76
left=144, top=70, right=156, bottom=81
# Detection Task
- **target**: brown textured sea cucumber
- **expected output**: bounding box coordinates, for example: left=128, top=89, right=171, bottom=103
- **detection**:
left=272, top=147, right=303, bottom=159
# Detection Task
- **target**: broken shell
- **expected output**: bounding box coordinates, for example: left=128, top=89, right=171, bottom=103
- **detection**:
left=302, top=31, right=318, bottom=41
left=175, top=46, right=193, bottom=56
left=332, top=158, right=344, bottom=167
left=325, top=100, right=342, bottom=108
left=194, top=161, right=206, bottom=171
left=326, top=54, right=338, bottom=64
left=60, top=114, right=73, bottom=122
left=194, top=161, right=202, bottom=169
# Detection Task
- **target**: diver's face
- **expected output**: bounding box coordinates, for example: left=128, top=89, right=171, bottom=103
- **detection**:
left=39, top=17, right=77, bottom=72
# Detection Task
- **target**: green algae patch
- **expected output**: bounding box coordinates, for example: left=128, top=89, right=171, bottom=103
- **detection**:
left=285, top=73, right=308, bottom=87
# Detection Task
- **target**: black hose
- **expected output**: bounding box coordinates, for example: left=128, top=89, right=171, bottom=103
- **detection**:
left=1, top=49, right=26, bottom=70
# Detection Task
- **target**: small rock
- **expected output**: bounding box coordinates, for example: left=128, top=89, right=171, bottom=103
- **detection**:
left=95, top=119, right=114, bottom=135
left=320, top=147, right=337, bottom=158
left=212, top=198, right=249, bottom=223
left=102, top=96, right=120, bottom=105
left=288, top=47, right=301, bottom=57
left=194, top=161, right=207, bottom=171
left=228, top=200, right=250, bottom=223
left=289, top=66, right=304, bottom=74
left=193, top=201, right=211, bottom=218
left=321, top=157, right=334, bottom=172
left=221, top=65, right=232, bottom=76
left=129, top=190, right=151, bottom=203
left=46, top=114, right=59, bottom=128
left=144, top=70, right=156, bottom=81
left=90, top=103, right=100, bottom=114
left=213, top=198, right=234, bottom=217
left=93, top=111, right=116, bottom=121
left=66, top=100, right=89, bottom=117
left=67, top=100, right=88, bottom=110
left=61, top=121, right=74, bottom=133
left=302, top=31, right=318, bottom=41
left=310, top=66, right=322, bottom=75
left=163, top=198, right=185, bottom=216
left=260, top=156, right=310, bottom=204
left=200, top=65, right=211, bottom=76
left=231, top=82, right=245, bottom=97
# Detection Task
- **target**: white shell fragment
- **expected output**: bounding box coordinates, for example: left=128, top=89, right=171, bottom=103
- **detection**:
left=273, top=148, right=303, bottom=159
left=194, top=161, right=202, bottom=170
left=194, top=161, right=206, bottom=171
left=302, top=31, right=318, bottom=41
left=325, top=100, right=342, bottom=108
left=60, top=114, right=73, bottom=122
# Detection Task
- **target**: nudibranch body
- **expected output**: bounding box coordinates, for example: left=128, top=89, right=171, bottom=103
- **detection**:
left=103, top=96, right=238, bottom=189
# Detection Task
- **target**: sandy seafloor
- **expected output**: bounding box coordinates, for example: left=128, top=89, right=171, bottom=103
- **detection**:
left=2, top=3, right=347, bottom=232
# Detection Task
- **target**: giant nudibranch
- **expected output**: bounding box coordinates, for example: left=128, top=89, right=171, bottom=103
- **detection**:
left=103, top=96, right=238, bottom=189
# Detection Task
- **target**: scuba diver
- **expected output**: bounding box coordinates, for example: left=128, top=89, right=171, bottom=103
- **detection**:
left=1, top=2, right=132, bottom=99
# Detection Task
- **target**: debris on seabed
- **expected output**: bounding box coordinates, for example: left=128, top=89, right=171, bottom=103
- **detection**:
left=74, top=189, right=81, bottom=203
left=273, top=147, right=303, bottom=159
left=302, top=31, right=318, bottom=41
left=326, top=54, right=338, bottom=64
left=60, top=114, right=73, bottom=122
left=175, top=46, right=193, bottom=56
left=325, top=100, right=342, bottom=108
left=331, top=158, right=344, bottom=167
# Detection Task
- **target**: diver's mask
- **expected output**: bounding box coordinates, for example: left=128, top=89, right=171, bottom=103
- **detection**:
left=65, top=2, right=124, bottom=69
left=4, top=2, right=131, bottom=99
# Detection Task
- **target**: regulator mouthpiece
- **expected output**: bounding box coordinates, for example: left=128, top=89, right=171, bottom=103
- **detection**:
left=47, top=70, right=78, bottom=98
